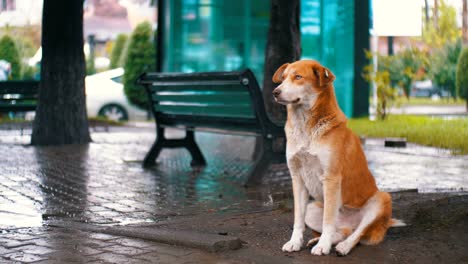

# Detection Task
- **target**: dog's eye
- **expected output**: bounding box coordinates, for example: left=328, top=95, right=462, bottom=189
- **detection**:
left=295, top=75, right=302, bottom=80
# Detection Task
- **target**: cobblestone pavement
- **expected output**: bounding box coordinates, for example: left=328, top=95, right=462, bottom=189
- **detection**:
left=0, top=123, right=467, bottom=263
left=0, top=226, right=225, bottom=263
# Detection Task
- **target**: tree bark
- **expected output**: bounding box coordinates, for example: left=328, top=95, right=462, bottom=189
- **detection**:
left=32, top=0, right=91, bottom=145
left=262, top=0, right=301, bottom=125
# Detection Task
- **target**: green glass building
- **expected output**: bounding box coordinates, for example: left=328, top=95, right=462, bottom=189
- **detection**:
left=157, top=0, right=370, bottom=117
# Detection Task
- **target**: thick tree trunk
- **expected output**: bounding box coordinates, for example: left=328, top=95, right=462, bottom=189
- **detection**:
left=262, top=0, right=301, bottom=125
left=32, top=0, right=91, bottom=145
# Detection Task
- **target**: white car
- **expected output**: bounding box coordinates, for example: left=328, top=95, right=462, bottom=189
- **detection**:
left=85, top=68, right=147, bottom=121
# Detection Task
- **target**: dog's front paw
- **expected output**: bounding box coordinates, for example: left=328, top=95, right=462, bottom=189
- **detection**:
left=282, top=239, right=303, bottom=252
left=311, top=239, right=332, bottom=255
left=335, top=241, right=353, bottom=256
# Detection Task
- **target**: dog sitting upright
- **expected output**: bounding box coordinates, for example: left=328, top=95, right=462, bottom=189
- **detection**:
left=273, top=60, right=403, bottom=256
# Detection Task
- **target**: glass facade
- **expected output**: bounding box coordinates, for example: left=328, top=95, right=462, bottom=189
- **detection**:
left=301, top=0, right=355, bottom=116
left=161, top=0, right=269, bottom=83
left=161, top=0, right=361, bottom=117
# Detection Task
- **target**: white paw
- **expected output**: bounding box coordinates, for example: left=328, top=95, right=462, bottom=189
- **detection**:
left=310, top=240, right=331, bottom=255
left=282, top=239, right=303, bottom=252
left=335, top=241, right=352, bottom=256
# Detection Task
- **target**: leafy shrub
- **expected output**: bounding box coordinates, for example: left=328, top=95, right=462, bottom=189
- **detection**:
left=109, top=34, right=128, bottom=69
left=363, top=52, right=398, bottom=120
left=430, top=40, right=461, bottom=99
left=456, top=47, right=468, bottom=111
left=0, top=35, right=21, bottom=80
left=123, top=22, right=155, bottom=110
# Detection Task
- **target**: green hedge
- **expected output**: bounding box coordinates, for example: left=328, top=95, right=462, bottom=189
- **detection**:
left=456, top=47, right=468, bottom=107
left=123, top=22, right=155, bottom=110
left=109, top=33, right=128, bottom=69
left=0, top=35, right=21, bottom=80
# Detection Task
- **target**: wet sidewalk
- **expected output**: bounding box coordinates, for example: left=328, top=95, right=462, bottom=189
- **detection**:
left=0, top=123, right=467, bottom=263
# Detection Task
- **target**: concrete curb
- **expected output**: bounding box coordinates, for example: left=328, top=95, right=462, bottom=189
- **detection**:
left=47, top=220, right=242, bottom=252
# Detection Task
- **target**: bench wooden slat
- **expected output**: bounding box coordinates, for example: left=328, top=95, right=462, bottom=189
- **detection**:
left=0, top=104, right=37, bottom=111
left=139, top=71, right=242, bottom=84
left=1, top=96, right=38, bottom=100
left=149, top=80, right=241, bottom=86
left=150, top=84, right=246, bottom=93
left=153, top=93, right=251, bottom=105
left=0, top=81, right=39, bottom=95
left=154, top=104, right=255, bottom=119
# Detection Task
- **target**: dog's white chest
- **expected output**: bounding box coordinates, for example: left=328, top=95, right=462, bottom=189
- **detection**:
left=287, top=145, right=328, bottom=201
left=285, top=108, right=332, bottom=201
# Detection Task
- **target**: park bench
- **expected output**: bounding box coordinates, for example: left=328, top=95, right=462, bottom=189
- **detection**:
left=0, top=81, right=39, bottom=135
left=0, top=81, right=39, bottom=113
left=0, top=80, right=108, bottom=133
left=137, top=69, right=285, bottom=184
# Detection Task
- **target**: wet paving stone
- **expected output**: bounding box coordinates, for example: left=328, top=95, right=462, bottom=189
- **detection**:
left=3, top=251, right=47, bottom=263
left=0, top=125, right=467, bottom=263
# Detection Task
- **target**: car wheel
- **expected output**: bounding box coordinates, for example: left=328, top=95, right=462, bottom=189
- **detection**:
left=98, top=104, right=129, bottom=121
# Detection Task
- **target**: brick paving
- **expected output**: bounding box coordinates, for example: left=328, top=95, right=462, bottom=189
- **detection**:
left=0, top=227, right=225, bottom=263
left=0, top=123, right=467, bottom=263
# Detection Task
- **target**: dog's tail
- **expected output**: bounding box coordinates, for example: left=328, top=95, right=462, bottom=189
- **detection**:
left=389, top=218, right=406, bottom=227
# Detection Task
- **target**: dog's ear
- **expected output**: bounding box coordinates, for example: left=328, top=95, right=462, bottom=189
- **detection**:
left=313, top=65, right=335, bottom=87
left=272, top=63, right=289, bottom=83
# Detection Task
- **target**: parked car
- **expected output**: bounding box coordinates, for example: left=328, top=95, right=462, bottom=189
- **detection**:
left=85, top=68, right=147, bottom=121
left=411, top=80, right=450, bottom=98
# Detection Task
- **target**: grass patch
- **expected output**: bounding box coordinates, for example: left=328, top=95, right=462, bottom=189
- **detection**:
left=88, top=116, right=124, bottom=126
left=348, top=115, right=468, bottom=155
left=0, top=118, right=30, bottom=124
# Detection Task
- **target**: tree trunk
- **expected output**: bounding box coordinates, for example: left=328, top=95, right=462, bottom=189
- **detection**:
left=262, top=0, right=301, bottom=125
left=424, top=0, right=430, bottom=25
left=434, top=0, right=439, bottom=30
left=32, top=0, right=91, bottom=145
left=463, top=0, right=468, bottom=45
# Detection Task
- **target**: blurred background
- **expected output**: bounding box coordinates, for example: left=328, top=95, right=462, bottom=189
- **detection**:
left=0, top=0, right=467, bottom=153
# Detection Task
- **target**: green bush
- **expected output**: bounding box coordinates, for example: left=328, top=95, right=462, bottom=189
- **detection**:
left=109, top=34, right=128, bottom=69
left=430, top=40, right=461, bottom=99
left=363, top=51, right=398, bottom=120
left=456, top=47, right=468, bottom=111
left=123, top=22, right=155, bottom=110
left=0, top=35, right=21, bottom=80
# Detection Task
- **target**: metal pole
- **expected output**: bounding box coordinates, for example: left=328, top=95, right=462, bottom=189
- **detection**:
left=371, top=33, right=378, bottom=121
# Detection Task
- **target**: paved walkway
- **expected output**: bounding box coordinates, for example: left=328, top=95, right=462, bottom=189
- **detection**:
left=0, top=124, right=467, bottom=263
left=389, top=105, right=466, bottom=116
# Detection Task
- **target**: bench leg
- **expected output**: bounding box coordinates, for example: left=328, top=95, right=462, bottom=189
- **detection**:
left=143, top=126, right=164, bottom=167
left=143, top=128, right=206, bottom=168
left=185, top=130, right=207, bottom=167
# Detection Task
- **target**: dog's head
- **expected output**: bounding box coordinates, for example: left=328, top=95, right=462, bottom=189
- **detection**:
left=272, top=60, right=335, bottom=106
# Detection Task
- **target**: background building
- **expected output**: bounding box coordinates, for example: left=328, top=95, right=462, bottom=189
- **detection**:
left=158, top=0, right=369, bottom=117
